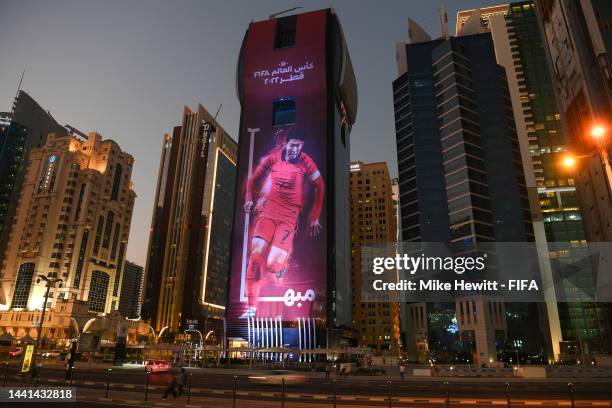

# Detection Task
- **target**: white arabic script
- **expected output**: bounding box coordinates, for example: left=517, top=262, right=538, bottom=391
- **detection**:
left=253, top=61, right=315, bottom=86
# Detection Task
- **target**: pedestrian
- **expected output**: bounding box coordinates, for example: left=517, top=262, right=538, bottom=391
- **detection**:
left=399, top=364, right=405, bottom=380
left=176, top=368, right=186, bottom=396
left=163, top=376, right=178, bottom=399
left=325, top=363, right=331, bottom=379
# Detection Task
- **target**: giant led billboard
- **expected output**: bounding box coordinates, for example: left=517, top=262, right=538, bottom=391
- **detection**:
left=227, top=12, right=329, bottom=342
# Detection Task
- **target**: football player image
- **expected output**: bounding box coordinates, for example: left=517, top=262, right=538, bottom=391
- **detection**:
left=240, top=128, right=325, bottom=318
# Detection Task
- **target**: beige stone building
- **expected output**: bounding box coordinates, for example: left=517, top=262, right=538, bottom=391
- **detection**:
left=0, top=130, right=135, bottom=317
left=350, top=161, right=401, bottom=355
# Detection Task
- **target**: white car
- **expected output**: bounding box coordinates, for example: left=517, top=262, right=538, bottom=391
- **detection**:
left=144, top=360, right=171, bottom=373
left=248, top=370, right=306, bottom=385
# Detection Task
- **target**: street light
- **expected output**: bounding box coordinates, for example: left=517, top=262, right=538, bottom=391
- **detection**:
left=32, top=275, right=63, bottom=374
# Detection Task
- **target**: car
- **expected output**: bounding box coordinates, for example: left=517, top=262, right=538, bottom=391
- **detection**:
left=8, top=348, right=21, bottom=357
left=248, top=370, right=306, bottom=385
left=144, top=360, right=171, bottom=373
left=41, top=351, right=61, bottom=359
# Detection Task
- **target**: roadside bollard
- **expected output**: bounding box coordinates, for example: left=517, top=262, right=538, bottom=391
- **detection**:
left=34, top=364, right=41, bottom=387
left=105, top=368, right=112, bottom=398
left=568, top=382, right=575, bottom=408
left=387, top=380, right=392, bottom=408
left=281, top=377, right=285, bottom=408
left=444, top=381, right=450, bottom=408
left=2, top=362, right=8, bottom=387
left=232, top=375, right=238, bottom=408
left=331, top=379, right=337, bottom=408
left=505, top=382, right=511, bottom=407
left=187, top=373, right=192, bottom=404
left=144, top=372, right=150, bottom=402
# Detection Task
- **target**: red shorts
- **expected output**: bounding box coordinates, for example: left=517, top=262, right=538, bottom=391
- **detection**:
left=252, top=216, right=296, bottom=253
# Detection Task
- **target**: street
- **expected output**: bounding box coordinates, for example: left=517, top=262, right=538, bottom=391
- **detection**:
left=1, top=362, right=611, bottom=407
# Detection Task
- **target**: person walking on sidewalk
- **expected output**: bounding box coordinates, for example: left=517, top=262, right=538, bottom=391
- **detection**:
left=176, top=368, right=186, bottom=396
left=399, top=364, right=405, bottom=380
left=163, top=375, right=178, bottom=399
left=325, top=363, right=331, bottom=379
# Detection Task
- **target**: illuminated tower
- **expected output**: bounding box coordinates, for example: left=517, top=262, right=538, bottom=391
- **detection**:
left=0, top=129, right=135, bottom=314
left=142, top=104, right=237, bottom=340
left=227, top=8, right=358, bottom=352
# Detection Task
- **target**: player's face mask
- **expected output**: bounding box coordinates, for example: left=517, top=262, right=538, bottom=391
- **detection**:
left=286, top=139, right=304, bottom=161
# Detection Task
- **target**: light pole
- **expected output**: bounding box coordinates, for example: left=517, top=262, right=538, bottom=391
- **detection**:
left=32, top=275, right=63, bottom=374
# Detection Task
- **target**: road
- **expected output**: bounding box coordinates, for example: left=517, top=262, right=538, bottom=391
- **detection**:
left=1, top=362, right=610, bottom=407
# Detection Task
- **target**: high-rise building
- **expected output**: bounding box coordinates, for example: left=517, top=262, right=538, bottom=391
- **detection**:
left=0, top=91, right=67, bottom=271
left=118, top=261, right=144, bottom=319
left=393, top=27, right=550, bottom=364
left=142, top=104, right=237, bottom=339
left=226, top=9, right=358, bottom=353
left=456, top=0, right=607, bottom=362
left=0, top=129, right=135, bottom=314
left=534, top=0, right=612, bottom=355
left=350, top=161, right=401, bottom=355
left=535, top=0, right=612, bottom=244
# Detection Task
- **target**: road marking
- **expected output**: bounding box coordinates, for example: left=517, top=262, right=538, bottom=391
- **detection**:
left=460, top=401, right=477, bottom=404
left=591, top=403, right=611, bottom=407
left=525, top=402, right=542, bottom=405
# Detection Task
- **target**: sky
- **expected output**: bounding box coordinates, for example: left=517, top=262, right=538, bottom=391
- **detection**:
left=0, top=0, right=503, bottom=266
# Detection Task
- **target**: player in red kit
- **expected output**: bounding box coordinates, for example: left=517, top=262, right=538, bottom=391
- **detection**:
left=240, top=129, right=324, bottom=318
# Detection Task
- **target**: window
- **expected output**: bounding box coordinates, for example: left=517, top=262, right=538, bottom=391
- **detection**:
left=93, top=216, right=104, bottom=255
left=88, top=270, right=109, bottom=313
left=11, top=263, right=35, bottom=308
left=272, top=97, right=296, bottom=126
left=274, top=15, right=296, bottom=49
left=102, top=212, right=114, bottom=249
left=111, top=164, right=122, bottom=201
left=73, top=229, right=89, bottom=288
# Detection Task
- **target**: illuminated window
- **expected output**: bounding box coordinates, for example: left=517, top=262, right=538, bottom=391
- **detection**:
left=88, top=270, right=109, bottom=313
left=272, top=97, right=296, bottom=126
left=274, top=15, right=296, bottom=49
left=11, top=263, right=35, bottom=308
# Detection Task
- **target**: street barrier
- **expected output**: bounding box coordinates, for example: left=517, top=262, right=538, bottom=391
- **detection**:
left=144, top=371, right=149, bottom=402
left=331, top=379, right=337, bottom=408
left=188, top=373, right=192, bottom=404
left=444, top=381, right=450, bottom=408
left=281, top=377, right=285, bottom=408
left=505, top=382, right=511, bottom=407
left=2, top=362, right=7, bottom=387
left=232, top=375, right=237, bottom=408
left=105, top=368, right=112, bottom=398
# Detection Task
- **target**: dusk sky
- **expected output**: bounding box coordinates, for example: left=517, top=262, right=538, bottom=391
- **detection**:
left=0, top=0, right=502, bottom=265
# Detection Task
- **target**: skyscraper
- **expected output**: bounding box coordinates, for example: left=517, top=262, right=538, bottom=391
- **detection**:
left=118, top=260, right=144, bottom=319
left=457, top=0, right=605, bottom=362
left=0, top=91, right=67, bottom=271
left=226, top=9, right=357, bottom=352
left=535, top=0, right=612, bottom=243
left=393, top=26, right=548, bottom=364
left=142, top=104, right=237, bottom=340
left=350, top=161, right=401, bottom=355
left=0, top=129, right=135, bottom=314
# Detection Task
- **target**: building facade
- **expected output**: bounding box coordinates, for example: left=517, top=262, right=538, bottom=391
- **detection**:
left=118, top=261, right=144, bottom=319
left=457, top=0, right=609, bottom=361
left=0, top=91, right=67, bottom=272
left=0, top=129, right=135, bottom=315
left=393, top=27, right=551, bottom=364
left=142, top=104, right=237, bottom=340
left=350, top=161, right=401, bottom=355
left=226, top=9, right=358, bottom=353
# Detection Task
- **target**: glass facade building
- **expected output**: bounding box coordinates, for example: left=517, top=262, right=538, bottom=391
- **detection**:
left=393, top=31, right=548, bottom=364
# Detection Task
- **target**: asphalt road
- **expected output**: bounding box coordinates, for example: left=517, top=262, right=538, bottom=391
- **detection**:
left=1, top=362, right=610, bottom=406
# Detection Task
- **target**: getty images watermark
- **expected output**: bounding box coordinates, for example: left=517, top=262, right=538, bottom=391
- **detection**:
left=361, top=242, right=612, bottom=303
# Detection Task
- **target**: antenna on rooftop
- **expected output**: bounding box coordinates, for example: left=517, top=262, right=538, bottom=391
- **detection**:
left=269, top=6, right=303, bottom=19
left=214, top=103, right=222, bottom=120
left=11, top=69, right=25, bottom=115
left=440, top=0, right=449, bottom=39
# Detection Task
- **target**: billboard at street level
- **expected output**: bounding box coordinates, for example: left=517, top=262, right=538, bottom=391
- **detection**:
left=227, top=11, right=329, bottom=332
